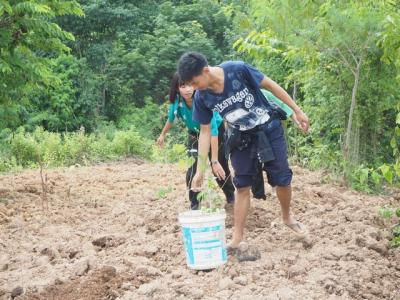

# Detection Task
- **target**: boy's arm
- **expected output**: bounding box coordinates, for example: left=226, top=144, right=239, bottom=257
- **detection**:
left=191, top=124, right=211, bottom=191
left=260, top=77, right=309, bottom=132
left=210, top=136, right=225, bottom=180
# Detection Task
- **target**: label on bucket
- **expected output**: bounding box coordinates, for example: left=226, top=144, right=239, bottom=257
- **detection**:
left=182, top=225, right=227, bottom=267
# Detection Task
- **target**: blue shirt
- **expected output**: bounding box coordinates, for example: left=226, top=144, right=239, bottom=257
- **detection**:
left=168, top=95, right=223, bottom=136
left=193, top=61, right=274, bottom=131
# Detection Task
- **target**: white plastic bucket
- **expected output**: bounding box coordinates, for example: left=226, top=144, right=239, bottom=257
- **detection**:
left=178, top=210, right=227, bottom=270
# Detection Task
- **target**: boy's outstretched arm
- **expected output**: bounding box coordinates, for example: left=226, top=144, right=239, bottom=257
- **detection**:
left=261, top=77, right=310, bottom=133
left=191, top=123, right=211, bottom=191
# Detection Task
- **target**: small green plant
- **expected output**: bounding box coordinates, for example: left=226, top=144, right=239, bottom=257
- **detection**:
left=156, top=186, right=173, bottom=200
left=197, top=176, right=225, bottom=214
left=194, top=154, right=225, bottom=214
left=379, top=207, right=400, bottom=247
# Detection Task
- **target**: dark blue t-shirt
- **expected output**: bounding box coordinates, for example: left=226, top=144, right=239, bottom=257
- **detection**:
left=192, top=61, right=274, bottom=131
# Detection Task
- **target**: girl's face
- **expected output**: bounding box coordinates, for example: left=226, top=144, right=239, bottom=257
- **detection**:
left=179, top=84, right=194, bottom=101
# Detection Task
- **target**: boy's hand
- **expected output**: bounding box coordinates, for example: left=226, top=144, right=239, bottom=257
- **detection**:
left=292, top=109, right=310, bottom=133
left=191, top=172, right=204, bottom=192
left=211, top=161, right=226, bottom=180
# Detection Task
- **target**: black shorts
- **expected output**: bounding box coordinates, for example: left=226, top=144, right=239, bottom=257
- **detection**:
left=230, top=119, right=293, bottom=188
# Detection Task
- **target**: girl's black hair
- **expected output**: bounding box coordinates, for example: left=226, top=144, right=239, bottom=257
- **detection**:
left=169, top=72, right=181, bottom=103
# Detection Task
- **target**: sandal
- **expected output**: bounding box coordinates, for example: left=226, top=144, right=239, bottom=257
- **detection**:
left=285, top=221, right=307, bottom=235
left=227, top=242, right=261, bottom=262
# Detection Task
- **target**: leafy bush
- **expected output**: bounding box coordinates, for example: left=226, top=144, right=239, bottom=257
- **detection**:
left=0, top=125, right=153, bottom=172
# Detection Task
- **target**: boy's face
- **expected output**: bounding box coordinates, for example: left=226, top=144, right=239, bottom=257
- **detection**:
left=188, top=67, right=210, bottom=90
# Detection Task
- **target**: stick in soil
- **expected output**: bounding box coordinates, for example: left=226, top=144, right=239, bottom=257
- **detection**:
left=40, top=164, right=49, bottom=211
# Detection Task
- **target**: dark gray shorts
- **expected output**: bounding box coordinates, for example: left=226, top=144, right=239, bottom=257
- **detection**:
left=230, top=119, right=293, bottom=188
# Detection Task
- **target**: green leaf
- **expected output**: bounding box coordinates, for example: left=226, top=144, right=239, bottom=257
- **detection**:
left=379, top=207, right=394, bottom=219
left=380, top=164, right=393, bottom=184
left=391, top=236, right=400, bottom=248
left=390, top=137, right=397, bottom=149
left=371, top=171, right=381, bottom=186
left=359, top=168, right=369, bottom=185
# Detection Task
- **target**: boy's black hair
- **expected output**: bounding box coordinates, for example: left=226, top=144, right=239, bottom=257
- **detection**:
left=177, top=52, right=208, bottom=83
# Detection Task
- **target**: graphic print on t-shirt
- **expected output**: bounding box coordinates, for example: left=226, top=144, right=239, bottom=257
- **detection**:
left=193, top=61, right=274, bottom=131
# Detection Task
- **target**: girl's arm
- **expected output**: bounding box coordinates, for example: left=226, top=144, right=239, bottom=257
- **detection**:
left=156, top=121, right=173, bottom=147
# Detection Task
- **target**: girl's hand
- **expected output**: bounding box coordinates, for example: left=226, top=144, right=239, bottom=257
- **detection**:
left=156, top=134, right=166, bottom=147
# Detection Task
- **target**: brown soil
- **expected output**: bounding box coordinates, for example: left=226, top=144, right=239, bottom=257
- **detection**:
left=0, top=159, right=399, bottom=300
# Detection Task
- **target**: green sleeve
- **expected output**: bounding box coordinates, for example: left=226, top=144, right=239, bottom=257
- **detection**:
left=167, top=102, right=176, bottom=123
left=210, top=112, right=219, bottom=137
left=262, top=89, right=293, bottom=117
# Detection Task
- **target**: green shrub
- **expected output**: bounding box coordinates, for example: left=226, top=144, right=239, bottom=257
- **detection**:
left=112, top=127, right=151, bottom=158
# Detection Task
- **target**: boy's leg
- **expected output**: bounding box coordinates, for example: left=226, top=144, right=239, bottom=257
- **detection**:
left=263, top=120, right=305, bottom=233
left=230, top=186, right=251, bottom=247
left=229, top=142, right=257, bottom=247
left=276, top=185, right=291, bottom=222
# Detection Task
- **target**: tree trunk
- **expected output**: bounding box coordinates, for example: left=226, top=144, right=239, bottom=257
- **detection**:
left=344, top=61, right=361, bottom=161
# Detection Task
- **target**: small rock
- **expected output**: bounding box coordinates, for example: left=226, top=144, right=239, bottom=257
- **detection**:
left=143, top=245, right=159, bottom=257
left=276, top=287, right=295, bottom=299
left=100, top=266, right=117, bottom=282
left=54, top=278, right=64, bottom=285
left=92, top=236, right=109, bottom=248
left=190, top=289, right=204, bottom=299
left=40, top=247, right=58, bottom=261
left=8, top=216, right=24, bottom=229
left=1, top=263, right=8, bottom=271
left=92, top=235, right=125, bottom=249
left=302, top=236, right=314, bottom=249
left=263, top=260, right=275, bottom=270
left=106, top=289, right=120, bottom=299
left=86, top=256, right=96, bottom=271
left=215, top=290, right=232, bottom=298
left=135, top=265, right=161, bottom=276
left=288, top=265, right=306, bottom=278
left=218, top=277, right=234, bottom=290
left=74, top=259, right=89, bottom=276
left=355, top=237, right=366, bottom=247
left=122, top=282, right=133, bottom=290
left=344, top=213, right=354, bottom=222
left=324, top=279, right=337, bottom=294
left=233, top=275, right=248, bottom=285
left=137, top=280, right=161, bottom=295
left=171, top=269, right=186, bottom=279
left=68, top=250, right=79, bottom=259
left=35, top=256, right=49, bottom=267
left=330, top=248, right=347, bottom=260
left=368, top=242, right=388, bottom=256
left=11, top=286, right=23, bottom=298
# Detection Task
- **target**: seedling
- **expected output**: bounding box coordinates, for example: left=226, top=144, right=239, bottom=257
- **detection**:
left=156, top=186, right=173, bottom=200
left=379, top=206, right=400, bottom=247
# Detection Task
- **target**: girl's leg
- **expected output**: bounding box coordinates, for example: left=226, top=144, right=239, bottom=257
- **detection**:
left=186, top=133, right=200, bottom=209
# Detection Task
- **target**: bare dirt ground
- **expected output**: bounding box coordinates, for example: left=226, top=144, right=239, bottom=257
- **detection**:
left=0, top=158, right=399, bottom=300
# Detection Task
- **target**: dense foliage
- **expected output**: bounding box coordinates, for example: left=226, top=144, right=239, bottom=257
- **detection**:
left=0, top=0, right=399, bottom=192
